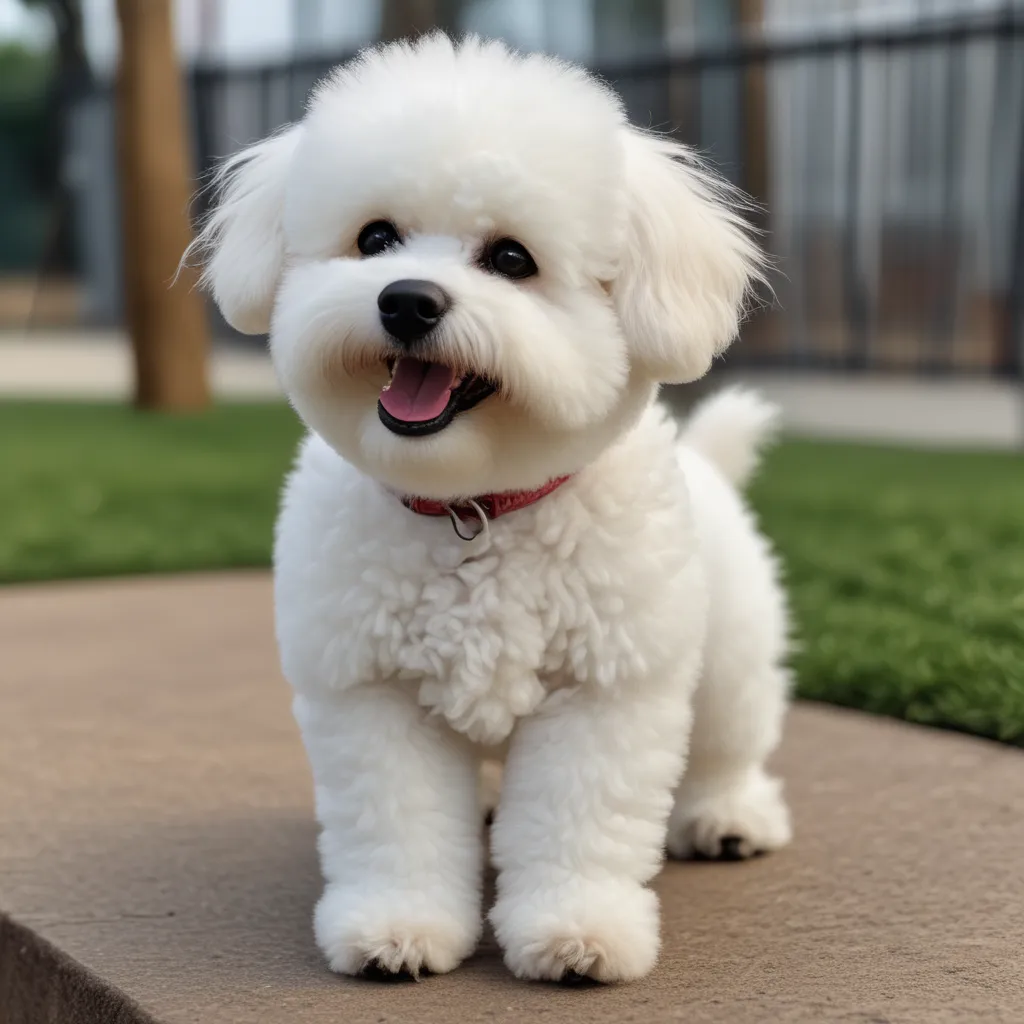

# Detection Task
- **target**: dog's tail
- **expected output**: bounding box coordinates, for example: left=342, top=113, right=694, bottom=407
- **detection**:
left=681, top=387, right=780, bottom=489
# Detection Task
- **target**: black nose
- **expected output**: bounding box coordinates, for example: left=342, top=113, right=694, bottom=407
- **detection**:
left=377, top=279, right=451, bottom=345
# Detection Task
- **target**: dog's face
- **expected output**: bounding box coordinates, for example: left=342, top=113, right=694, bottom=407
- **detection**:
left=198, top=35, right=762, bottom=499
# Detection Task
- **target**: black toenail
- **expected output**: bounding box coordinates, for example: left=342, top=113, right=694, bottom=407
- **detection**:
left=358, top=960, right=419, bottom=983
left=718, top=835, right=746, bottom=861
left=559, top=970, right=599, bottom=987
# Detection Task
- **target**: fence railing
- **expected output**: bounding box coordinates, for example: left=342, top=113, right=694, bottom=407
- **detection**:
left=587, top=10, right=1024, bottom=378
left=87, top=12, right=1024, bottom=377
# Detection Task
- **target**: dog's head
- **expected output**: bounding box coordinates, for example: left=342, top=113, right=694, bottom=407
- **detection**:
left=196, top=34, right=764, bottom=499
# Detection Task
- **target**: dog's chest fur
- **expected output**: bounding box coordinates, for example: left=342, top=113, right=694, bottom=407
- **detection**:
left=274, top=407, right=705, bottom=745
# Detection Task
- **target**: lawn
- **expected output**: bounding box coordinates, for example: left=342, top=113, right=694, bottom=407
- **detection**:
left=750, top=441, right=1024, bottom=747
left=3, top=400, right=1022, bottom=746
left=0, top=402, right=304, bottom=582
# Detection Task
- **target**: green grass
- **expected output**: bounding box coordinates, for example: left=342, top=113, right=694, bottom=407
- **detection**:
left=2, top=401, right=1022, bottom=745
left=750, top=441, right=1024, bottom=746
left=0, top=402, right=304, bottom=582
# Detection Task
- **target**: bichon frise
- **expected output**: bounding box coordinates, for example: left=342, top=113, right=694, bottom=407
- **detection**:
left=195, top=33, right=791, bottom=984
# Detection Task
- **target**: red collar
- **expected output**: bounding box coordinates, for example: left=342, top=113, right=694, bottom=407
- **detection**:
left=401, top=475, right=572, bottom=524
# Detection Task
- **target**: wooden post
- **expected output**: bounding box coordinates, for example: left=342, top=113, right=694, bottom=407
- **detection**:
left=115, top=0, right=209, bottom=411
left=736, top=0, right=774, bottom=353
left=381, top=0, right=441, bottom=41
left=738, top=0, right=768, bottom=208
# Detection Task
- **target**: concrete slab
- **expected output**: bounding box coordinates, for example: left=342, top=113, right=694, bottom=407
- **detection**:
left=2, top=573, right=1023, bottom=1023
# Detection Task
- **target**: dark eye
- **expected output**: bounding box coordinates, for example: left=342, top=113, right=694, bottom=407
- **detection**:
left=357, top=220, right=400, bottom=257
left=487, top=238, right=537, bottom=280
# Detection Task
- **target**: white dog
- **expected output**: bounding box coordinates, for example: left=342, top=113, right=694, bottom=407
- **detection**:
left=195, top=33, right=791, bottom=984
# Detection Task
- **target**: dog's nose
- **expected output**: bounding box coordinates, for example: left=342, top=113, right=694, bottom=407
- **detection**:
left=377, top=280, right=451, bottom=345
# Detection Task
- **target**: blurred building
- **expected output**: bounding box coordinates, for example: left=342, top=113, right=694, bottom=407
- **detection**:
left=4, top=0, right=1023, bottom=414
left=762, top=0, right=1024, bottom=377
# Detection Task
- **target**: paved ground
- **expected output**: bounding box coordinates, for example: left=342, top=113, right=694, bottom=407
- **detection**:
left=2, top=573, right=1023, bottom=1023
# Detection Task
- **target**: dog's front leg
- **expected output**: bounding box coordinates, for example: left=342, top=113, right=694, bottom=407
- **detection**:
left=293, top=685, right=483, bottom=978
left=489, top=674, right=694, bottom=983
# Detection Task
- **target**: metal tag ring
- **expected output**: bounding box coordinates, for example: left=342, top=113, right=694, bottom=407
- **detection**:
left=444, top=499, right=488, bottom=542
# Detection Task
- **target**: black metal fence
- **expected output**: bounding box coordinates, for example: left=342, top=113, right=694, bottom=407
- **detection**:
left=177, top=12, right=1021, bottom=377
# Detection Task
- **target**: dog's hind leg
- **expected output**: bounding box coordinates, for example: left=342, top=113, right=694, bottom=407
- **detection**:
left=666, top=653, right=791, bottom=862
left=669, top=425, right=793, bottom=863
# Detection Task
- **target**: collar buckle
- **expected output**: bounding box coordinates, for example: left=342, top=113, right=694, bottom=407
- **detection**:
left=399, top=474, right=573, bottom=540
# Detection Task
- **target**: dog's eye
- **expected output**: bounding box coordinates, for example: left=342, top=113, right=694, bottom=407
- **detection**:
left=487, top=238, right=537, bottom=280
left=357, top=221, right=400, bottom=257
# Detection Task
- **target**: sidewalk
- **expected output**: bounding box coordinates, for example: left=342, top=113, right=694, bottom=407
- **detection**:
left=3, top=329, right=1020, bottom=447
left=0, top=329, right=281, bottom=400
left=2, top=573, right=1022, bottom=1023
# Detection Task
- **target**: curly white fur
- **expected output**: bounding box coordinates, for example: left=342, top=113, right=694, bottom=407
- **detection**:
left=197, top=33, right=791, bottom=984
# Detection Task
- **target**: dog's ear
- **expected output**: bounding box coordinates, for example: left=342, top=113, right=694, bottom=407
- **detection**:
left=190, top=126, right=302, bottom=335
left=611, top=130, right=766, bottom=384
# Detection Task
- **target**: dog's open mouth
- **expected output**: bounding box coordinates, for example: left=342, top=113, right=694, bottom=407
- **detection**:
left=378, top=357, right=496, bottom=437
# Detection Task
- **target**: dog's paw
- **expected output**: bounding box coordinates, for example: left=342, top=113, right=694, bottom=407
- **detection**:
left=314, top=884, right=481, bottom=978
left=490, top=878, right=660, bottom=983
left=667, top=767, right=791, bottom=861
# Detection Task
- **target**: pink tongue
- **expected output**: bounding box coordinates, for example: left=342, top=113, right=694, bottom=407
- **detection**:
left=380, top=358, right=457, bottom=422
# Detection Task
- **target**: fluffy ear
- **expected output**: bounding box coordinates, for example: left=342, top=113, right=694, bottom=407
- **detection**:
left=190, top=126, right=302, bottom=335
left=612, top=130, right=766, bottom=384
